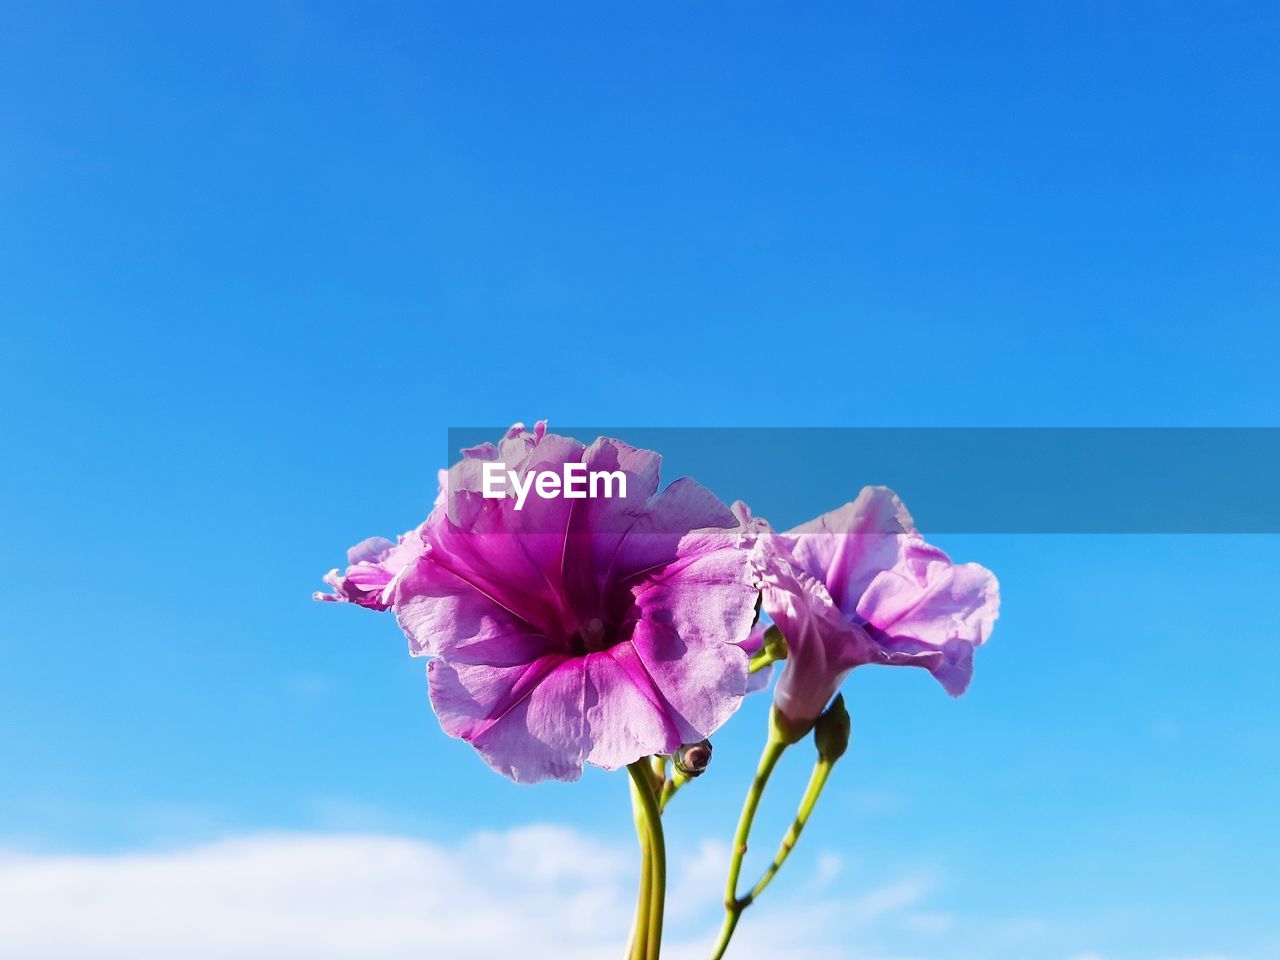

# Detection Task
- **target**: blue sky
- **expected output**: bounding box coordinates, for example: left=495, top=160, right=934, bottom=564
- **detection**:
left=2, top=4, right=1278, bottom=959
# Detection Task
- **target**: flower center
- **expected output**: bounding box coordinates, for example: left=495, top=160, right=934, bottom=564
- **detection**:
left=576, top=616, right=618, bottom=653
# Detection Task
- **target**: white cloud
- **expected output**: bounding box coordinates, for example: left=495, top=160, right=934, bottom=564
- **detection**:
left=0, top=826, right=928, bottom=960
left=22, top=825, right=1218, bottom=960
left=0, top=827, right=628, bottom=960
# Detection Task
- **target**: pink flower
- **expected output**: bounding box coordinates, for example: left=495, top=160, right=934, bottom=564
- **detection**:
left=739, top=487, right=999, bottom=734
left=314, top=530, right=424, bottom=611
left=391, top=423, right=759, bottom=783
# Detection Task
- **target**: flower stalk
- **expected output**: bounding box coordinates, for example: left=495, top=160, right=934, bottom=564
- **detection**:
left=627, top=773, right=652, bottom=960
left=709, top=698, right=849, bottom=960
left=741, top=754, right=833, bottom=907
left=627, top=759, right=666, bottom=960
left=709, top=721, right=789, bottom=960
left=658, top=773, right=684, bottom=813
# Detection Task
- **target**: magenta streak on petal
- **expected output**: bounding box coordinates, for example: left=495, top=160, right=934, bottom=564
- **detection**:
left=468, top=653, right=574, bottom=741
left=610, top=641, right=685, bottom=745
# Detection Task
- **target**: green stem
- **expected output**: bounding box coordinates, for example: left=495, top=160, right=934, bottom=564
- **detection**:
left=628, top=759, right=666, bottom=960
left=658, top=770, right=688, bottom=813
left=743, top=758, right=833, bottom=905
left=627, top=770, right=653, bottom=960
left=709, top=734, right=788, bottom=960
left=658, top=779, right=677, bottom=813
left=709, top=906, right=740, bottom=960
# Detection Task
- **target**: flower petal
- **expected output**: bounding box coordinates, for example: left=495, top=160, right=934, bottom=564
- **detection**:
left=394, top=554, right=555, bottom=664
left=626, top=615, right=747, bottom=742
left=786, top=486, right=915, bottom=615
left=581, top=645, right=685, bottom=770
left=857, top=540, right=1000, bottom=695
left=428, top=655, right=589, bottom=784
left=765, top=562, right=875, bottom=729
left=314, top=530, right=424, bottom=610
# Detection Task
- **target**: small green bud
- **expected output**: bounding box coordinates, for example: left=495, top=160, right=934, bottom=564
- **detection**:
left=762, top=624, right=788, bottom=663
left=673, top=739, right=713, bottom=778
left=749, top=624, right=789, bottom=675
left=813, top=695, right=851, bottom=763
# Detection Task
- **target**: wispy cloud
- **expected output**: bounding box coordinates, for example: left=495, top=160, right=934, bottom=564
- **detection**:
left=5, top=827, right=1245, bottom=960
left=0, top=826, right=933, bottom=960
left=0, top=827, right=627, bottom=960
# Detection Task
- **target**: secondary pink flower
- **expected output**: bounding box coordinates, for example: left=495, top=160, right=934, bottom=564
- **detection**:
left=739, top=487, right=999, bottom=734
left=314, top=530, right=424, bottom=610
left=392, top=423, right=759, bottom=783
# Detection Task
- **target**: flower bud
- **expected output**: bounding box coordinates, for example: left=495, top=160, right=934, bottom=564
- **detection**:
left=813, top=695, right=851, bottom=763
left=673, top=739, right=713, bottom=778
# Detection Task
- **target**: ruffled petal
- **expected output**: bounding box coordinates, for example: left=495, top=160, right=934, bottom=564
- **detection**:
left=857, top=539, right=1000, bottom=696
left=313, top=529, right=424, bottom=610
